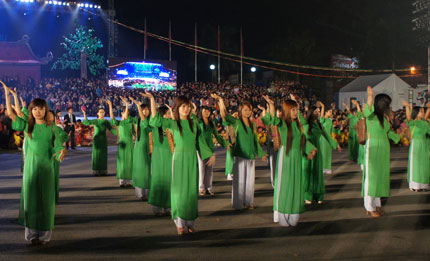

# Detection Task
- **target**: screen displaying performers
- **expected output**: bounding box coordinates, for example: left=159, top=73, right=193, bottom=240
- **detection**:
left=108, top=61, right=177, bottom=91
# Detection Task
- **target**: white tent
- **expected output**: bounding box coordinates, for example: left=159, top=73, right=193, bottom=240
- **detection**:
left=338, top=74, right=411, bottom=111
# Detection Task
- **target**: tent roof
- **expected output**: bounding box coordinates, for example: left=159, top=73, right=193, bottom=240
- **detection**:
left=339, top=74, right=393, bottom=92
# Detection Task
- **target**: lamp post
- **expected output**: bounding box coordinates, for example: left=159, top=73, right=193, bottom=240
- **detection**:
left=250, top=67, right=256, bottom=83
left=210, top=64, right=215, bottom=82
left=410, top=66, right=416, bottom=88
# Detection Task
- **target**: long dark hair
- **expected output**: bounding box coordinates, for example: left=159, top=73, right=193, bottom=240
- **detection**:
left=136, top=103, right=150, bottom=142
left=199, top=106, right=215, bottom=131
left=306, top=105, right=328, bottom=141
left=374, top=94, right=392, bottom=127
left=411, top=106, right=421, bottom=120
left=27, top=98, right=49, bottom=139
left=238, top=101, right=253, bottom=134
left=282, top=100, right=305, bottom=155
left=157, top=106, right=169, bottom=144
left=173, top=96, right=194, bottom=136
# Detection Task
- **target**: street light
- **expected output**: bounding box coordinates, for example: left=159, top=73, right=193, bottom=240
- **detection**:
left=250, top=67, right=256, bottom=72
left=410, top=66, right=417, bottom=88
left=209, top=64, right=216, bottom=82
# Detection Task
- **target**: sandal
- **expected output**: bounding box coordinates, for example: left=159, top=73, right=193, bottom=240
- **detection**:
left=199, top=189, right=206, bottom=196
left=366, top=211, right=381, bottom=218
left=187, top=227, right=196, bottom=234
left=207, top=189, right=215, bottom=196
left=376, top=207, right=385, bottom=216
left=177, top=227, right=186, bottom=235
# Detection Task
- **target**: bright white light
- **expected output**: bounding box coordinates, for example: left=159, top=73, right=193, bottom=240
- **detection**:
left=117, top=70, right=128, bottom=76
left=250, top=67, right=256, bottom=72
left=89, top=4, right=93, bottom=8
left=98, top=5, right=101, bottom=8
left=210, top=64, right=215, bottom=70
left=159, top=72, right=170, bottom=77
left=84, top=3, right=88, bottom=7
left=53, top=1, right=57, bottom=5
left=66, top=2, right=70, bottom=5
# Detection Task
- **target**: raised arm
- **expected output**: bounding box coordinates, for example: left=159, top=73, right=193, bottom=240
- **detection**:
left=81, top=107, right=88, bottom=121
left=9, top=88, right=23, bottom=118
left=343, top=103, right=351, bottom=114
left=106, top=99, right=114, bottom=120
left=262, top=95, right=275, bottom=118
left=130, top=97, right=145, bottom=122
left=141, top=91, right=156, bottom=118
left=425, top=102, right=430, bottom=121
left=20, top=96, right=26, bottom=109
left=317, top=101, right=325, bottom=120
left=165, top=104, right=175, bottom=120
left=257, top=105, right=266, bottom=118
left=211, top=93, right=226, bottom=121
left=119, top=96, right=129, bottom=120
left=1, top=81, right=16, bottom=121
left=366, top=86, right=374, bottom=109
left=402, top=99, right=411, bottom=122
left=351, top=99, right=361, bottom=113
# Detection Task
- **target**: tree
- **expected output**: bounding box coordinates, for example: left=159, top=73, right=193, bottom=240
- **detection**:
left=52, top=24, right=105, bottom=76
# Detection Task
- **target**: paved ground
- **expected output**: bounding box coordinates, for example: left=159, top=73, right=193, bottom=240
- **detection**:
left=0, top=146, right=429, bottom=260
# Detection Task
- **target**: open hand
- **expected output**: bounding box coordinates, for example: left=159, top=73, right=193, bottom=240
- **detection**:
left=210, top=93, right=222, bottom=100
left=367, top=86, right=373, bottom=97
left=129, top=97, right=141, bottom=106
left=206, top=155, right=216, bottom=166
left=141, top=90, right=154, bottom=100
left=261, top=155, right=268, bottom=162
left=262, top=95, right=274, bottom=105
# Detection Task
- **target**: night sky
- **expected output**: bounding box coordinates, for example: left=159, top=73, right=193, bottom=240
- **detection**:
left=112, top=0, right=426, bottom=82
left=0, top=0, right=426, bottom=83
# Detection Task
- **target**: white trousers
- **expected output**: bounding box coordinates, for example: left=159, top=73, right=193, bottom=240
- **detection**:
left=152, top=206, right=171, bottom=215
left=174, top=217, right=195, bottom=229
left=409, top=181, right=430, bottom=190
left=274, top=211, right=300, bottom=227
left=119, top=179, right=132, bottom=186
left=198, top=153, right=214, bottom=190
left=364, top=143, right=381, bottom=212
left=268, top=149, right=277, bottom=188
left=232, top=157, right=255, bottom=209
left=25, top=227, right=52, bottom=242
left=135, top=187, right=149, bottom=199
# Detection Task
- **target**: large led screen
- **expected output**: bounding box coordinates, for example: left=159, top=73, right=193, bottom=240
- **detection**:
left=108, top=61, right=177, bottom=91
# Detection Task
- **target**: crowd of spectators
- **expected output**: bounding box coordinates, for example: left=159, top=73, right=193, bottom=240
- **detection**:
left=0, top=76, right=414, bottom=150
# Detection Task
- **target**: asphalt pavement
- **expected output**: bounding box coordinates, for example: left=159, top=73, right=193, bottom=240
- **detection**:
left=0, top=146, right=429, bottom=260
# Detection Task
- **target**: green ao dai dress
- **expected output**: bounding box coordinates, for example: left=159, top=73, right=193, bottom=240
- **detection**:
left=362, top=105, right=399, bottom=212
left=82, top=119, right=117, bottom=175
